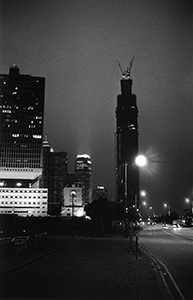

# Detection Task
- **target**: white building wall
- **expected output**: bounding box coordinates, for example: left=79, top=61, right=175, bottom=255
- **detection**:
left=61, top=185, right=84, bottom=217
left=0, top=188, right=48, bottom=217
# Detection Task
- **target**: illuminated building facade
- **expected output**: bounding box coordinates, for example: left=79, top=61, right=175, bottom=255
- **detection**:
left=74, top=154, right=92, bottom=204
left=0, top=65, right=47, bottom=216
left=61, top=184, right=83, bottom=217
left=0, top=188, right=48, bottom=216
left=41, top=135, right=68, bottom=215
left=115, top=62, right=139, bottom=210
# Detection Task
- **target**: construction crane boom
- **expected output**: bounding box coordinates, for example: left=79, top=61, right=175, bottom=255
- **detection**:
left=117, top=56, right=135, bottom=79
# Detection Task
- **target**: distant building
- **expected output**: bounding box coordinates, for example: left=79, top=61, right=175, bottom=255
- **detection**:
left=74, top=154, right=92, bottom=204
left=61, top=184, right=84, bottom=217
left=115, top=62, right=139, bottom=210
left=0, top=65, right=48, bottom=216
left=41, top=135, right=68, bottom=215
left=93, top=186, right=108, bottom=200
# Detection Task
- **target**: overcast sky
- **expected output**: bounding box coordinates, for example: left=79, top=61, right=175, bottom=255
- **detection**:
left=1, top=0, right=192, bottom=214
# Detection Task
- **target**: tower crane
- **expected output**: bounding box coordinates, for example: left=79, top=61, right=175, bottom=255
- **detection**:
left=117, top=55, right=135, bottom=79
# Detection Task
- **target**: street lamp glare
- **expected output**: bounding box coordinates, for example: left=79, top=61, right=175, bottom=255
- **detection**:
left=140, top=190, right=147, bottom=197
left=135, top=155, right=147, bottom=167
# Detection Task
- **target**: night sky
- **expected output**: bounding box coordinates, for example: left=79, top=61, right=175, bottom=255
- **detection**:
left=1, top=0, right=192, bottom=214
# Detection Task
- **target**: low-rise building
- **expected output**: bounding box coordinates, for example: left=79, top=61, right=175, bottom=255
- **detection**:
left=0, top=187, right=48, bottom=217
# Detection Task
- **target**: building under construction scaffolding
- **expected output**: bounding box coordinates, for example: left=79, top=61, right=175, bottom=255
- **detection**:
left=115, top=58, right=139, bottom=213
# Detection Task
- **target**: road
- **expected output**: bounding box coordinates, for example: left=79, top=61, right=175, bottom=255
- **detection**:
left=139, top=223, right=193, bottom=300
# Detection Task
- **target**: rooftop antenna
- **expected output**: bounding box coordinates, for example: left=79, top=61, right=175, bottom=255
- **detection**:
left=117, top=56, right=135, bottom=79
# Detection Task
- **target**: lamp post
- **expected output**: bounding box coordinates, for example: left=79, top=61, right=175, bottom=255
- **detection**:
left=164, top=203, right=170, bottom=216
left=124, top=155, right=147, bottom=238
left=185, top=198, right=193, bottom=214
left=70, top=190, right=76, bottom=238
left=149, top=206, right=155, bottom=218
left=124, top=162, right=129, bottom=237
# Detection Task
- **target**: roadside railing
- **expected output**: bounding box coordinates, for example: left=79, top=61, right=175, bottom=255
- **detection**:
left=126, top=231, right=141, bottom=259
left=0, top=232, right=47, bottom=257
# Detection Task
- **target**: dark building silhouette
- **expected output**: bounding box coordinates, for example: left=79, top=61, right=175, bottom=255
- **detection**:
left=74, top=154, right=92, bottom=205
left=64, top=172, right=76, bottom=187
left=42, top=135, right=68, bottom=215
left=115, top=62, right=139, bottom=212
left=92, top=186, right=108, bottom=200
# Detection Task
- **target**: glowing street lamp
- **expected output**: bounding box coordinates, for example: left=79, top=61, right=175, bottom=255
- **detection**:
left=164, top=203, right=170, bottom=216
left=185, top=198, right=193, bottom=214
left=135, top=155, right=147, bottom=167
left=124, top=155, right=147, bottom=238
left=140, top=190, right=147, bottom=197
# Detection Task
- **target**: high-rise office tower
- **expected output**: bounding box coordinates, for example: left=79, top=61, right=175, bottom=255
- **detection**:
left=115, top=59, right=139, bottom=211
left=42, top=135, right=68, bottom=215
left=74, top=154, right=92, bottom=204
left=0, top=65, right=45, bottom=182
left=0, top=65, right=47, bottom=216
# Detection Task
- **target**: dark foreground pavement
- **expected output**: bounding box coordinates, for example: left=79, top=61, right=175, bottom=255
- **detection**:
left=0, top=234, right=171, bottom=300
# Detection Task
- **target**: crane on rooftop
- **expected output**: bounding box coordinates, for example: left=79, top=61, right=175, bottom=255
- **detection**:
left=117, top=56, right=135, bottom=79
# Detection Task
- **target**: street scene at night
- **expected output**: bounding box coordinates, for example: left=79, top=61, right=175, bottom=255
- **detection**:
left=0, top=222, right=193, bottom=300
left=0, top=0, right=192, bottom=299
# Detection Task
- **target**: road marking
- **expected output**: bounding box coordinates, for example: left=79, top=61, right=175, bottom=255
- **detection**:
left=139, top=243, right=186, bottom=300
left=162, top=228, right=193, bottom=242
left=156, top=258, right=186, bottom=300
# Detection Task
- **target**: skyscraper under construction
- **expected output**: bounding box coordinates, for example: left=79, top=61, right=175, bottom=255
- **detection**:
left=115, top=58, right=139, bottom=212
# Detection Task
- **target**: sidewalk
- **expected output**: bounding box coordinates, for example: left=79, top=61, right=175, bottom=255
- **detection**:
left=0, top=234, right=170, bottom=300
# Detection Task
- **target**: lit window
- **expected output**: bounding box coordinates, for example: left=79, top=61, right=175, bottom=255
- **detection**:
left=2, top=110, right=11, bottom=113
left=33, top=135, right=42, bottom=139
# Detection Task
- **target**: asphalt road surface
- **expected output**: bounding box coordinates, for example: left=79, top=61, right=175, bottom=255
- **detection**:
left=139, top=224, right=193, bottom=300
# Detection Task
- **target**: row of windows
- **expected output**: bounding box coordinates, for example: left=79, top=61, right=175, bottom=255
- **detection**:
left=0, top=196, right=47, bottom=199
left=0, top=207, right=46, bottom=210
left=0, top=105, right=43, bottom=116
left=2, top=124, right=42, bottom=129
left=0, top=190, right=47, bottom=193
left=0, top=153, right=41, bottom=157
left=0, top=164, right=41, bottom=169
left=0, top=210, right=47, bottom=214
left=0, top=201, right=47, bottom=205
left=0, top=167, right=39, bottom=172
left=1, top=149, right=41, bottom=154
